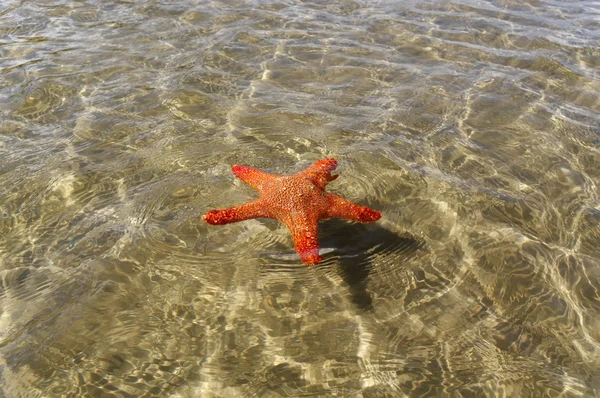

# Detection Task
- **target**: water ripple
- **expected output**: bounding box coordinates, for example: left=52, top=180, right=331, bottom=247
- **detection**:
left=1, top=0, right=600, bottom=396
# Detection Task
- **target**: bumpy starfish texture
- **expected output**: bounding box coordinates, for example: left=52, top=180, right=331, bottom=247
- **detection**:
left=203, top=158, right=382, bottom=265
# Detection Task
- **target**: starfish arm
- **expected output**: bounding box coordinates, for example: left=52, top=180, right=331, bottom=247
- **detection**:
left=202, top=199, right=271, bottom=225
left=303, top=158, right=339, bottom=189
left=232, top=165, right=275, bottom=191
left=305, top=158, right=338, bottom=174
left=285, top=219, right=323, bottom=265
left=324, top=194, right=382, bottom=223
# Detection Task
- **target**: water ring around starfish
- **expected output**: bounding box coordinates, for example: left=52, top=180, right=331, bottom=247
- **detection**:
left=202, top=157, right=427, bottom=309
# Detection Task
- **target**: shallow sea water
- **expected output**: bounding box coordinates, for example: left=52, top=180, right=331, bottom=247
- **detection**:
left=1, top=0, right=600, bottom=396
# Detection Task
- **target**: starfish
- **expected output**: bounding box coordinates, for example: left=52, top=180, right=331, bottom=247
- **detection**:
left=202, top=158, right=381, bottom=265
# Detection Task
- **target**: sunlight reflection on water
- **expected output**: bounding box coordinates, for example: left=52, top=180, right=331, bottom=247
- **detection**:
left=1, top=0, right=599, bottom=396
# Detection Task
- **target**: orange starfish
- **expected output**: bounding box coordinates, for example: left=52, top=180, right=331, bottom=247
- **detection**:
left=202, top=158, right=381, bottom=265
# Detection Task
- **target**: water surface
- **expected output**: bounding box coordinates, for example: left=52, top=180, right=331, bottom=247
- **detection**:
left=1, top=0, right=600, bottom=396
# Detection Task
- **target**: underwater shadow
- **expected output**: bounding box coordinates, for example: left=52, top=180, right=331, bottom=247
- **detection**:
left=319, top=220, right=424, bottom=311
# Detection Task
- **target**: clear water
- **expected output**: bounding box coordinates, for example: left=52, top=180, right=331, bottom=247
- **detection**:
left=1, top=0, right=599, bottom=396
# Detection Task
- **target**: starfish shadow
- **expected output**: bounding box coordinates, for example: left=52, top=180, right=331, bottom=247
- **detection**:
left=319, top=220, right=424, bottom=311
